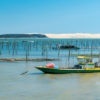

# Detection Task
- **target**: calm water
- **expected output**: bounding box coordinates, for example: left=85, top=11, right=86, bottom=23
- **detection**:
left=0, top=38, right=100, bottom=100
left=0, top=61, right=100, bottom=100
left=0, top=38, right=100, bottom=67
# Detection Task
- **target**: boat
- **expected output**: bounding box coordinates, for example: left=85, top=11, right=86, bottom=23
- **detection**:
left=59, top=45, right=79, bottom=49
left=35, top=56, right=100, bottom=74
left=52, top=45, right=79, bottom=50
left=35, top=66, right=100, bottom=74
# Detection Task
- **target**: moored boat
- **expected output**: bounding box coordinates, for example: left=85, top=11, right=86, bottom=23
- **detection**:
left=35, top=66, right=100, bottom=74
left=35, top=56, right=100, bottom=74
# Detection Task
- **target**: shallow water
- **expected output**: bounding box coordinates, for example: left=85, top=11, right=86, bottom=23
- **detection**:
left=0, top=61, right=100, bottom=100
left=0, top=38, right=100, bottom=100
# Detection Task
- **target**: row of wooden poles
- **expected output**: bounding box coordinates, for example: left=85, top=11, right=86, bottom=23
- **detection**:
left=0, top=39, right=100, bottom=62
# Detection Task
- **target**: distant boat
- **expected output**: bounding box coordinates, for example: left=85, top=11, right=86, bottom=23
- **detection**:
left=59, top=45, right=79, bottom=49
left=52, top=45, right=79, bottom=50
left=35, top=56, right=100, bottom=74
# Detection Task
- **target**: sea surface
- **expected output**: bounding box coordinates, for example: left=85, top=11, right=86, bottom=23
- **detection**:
left=0, top=38, right=100, bottom=100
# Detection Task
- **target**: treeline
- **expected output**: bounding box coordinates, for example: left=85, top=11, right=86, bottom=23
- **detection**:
left=0, top=34, right=47, bottom=38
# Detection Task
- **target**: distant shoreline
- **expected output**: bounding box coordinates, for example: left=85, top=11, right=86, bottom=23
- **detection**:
left=0, top=33, right=100, bottom=39
left=0, top=58, right=59, bottom=62
left=0, top=34, right=47, bottom=38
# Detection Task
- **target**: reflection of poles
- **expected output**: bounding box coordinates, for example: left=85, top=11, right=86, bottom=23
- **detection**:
left=0, top=42, right=1, bottom=55
left=45, top=46, right=48, bottom=60
left=90, top=41, right=93, bottom=59
left=83, top=41, right=86, bottom=55
left=44, top=45, right=48, bottom=64
left=25, top=49, right=28, bottom=62
left=25, top=42, right=30, bottom=62
left=98, top=47, right=100, bottom=63
left=20, top=60, right=29, bottom=75
left=67, top=48, right=71, bottom=68
left=57, top=44, right=61, bottom=68
left=58, top=44, right=60, bottom=57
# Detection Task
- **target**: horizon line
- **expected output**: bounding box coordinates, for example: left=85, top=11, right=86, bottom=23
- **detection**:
left=0, top=33, right=100, bottom=38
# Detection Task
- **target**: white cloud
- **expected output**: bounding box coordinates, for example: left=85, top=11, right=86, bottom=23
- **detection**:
left=45, top=33, right=100, bottom=38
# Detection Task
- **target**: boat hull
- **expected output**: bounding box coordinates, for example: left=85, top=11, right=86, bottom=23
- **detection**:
left=35, top=67, right=100, bottom=74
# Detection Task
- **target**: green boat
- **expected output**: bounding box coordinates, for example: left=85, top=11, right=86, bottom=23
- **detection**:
left=35, top=56, right=100, bottom=74
left=35, top=66, right=100, bottom=74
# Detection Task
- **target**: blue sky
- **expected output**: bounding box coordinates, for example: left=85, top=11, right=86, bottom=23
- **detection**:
left=0, top=0, right=100, bottom=34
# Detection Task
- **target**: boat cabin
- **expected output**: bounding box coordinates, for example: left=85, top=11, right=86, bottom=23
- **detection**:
left=77, top=56, right=95, bottom=69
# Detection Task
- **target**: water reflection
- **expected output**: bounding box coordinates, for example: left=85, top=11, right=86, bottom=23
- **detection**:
left=1, top=62, right=100, bottom=100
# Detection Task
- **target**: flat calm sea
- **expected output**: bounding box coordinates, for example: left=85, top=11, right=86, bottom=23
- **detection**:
left=0, top=61, right=100, bottom=100
left=0, top=38, right=100, bottom=100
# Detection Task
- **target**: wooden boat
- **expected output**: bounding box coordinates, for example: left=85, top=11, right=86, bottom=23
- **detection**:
left=35, top=66, right=100, bottom=74
left=35, top=56, right=100, bottom=74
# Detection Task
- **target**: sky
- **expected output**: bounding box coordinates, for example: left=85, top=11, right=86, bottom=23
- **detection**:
left=0, top=0, right=100, bottom=34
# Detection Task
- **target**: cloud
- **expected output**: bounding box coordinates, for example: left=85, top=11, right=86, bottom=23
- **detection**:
left=45, top=33, right=100, bottom=38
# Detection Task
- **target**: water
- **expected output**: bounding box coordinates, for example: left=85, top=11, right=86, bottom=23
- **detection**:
left=0, top=61, right=100, bottom=100
left=0, top=38, right=100, bottom=59
left=0, top=38, right=100, bottom=67
left=0, top=38, right=100, bottom=100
